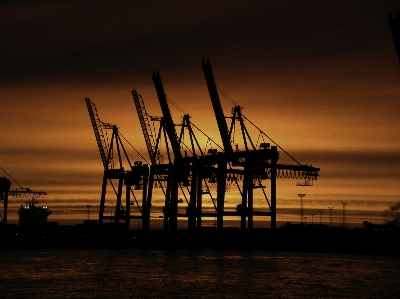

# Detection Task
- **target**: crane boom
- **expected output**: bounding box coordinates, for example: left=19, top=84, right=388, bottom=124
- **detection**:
left=152, top=71, right=182, bottom=162
left=131, top=89, right=160, bottom=165
left=85, top=98, right=112, bottom=170
left=389, top=13, right=400, bottom=63
left=202, top=59, right=233, bottom=156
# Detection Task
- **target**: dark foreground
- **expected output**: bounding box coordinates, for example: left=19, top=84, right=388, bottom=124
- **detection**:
left=1, top=221, right=399, bottom=256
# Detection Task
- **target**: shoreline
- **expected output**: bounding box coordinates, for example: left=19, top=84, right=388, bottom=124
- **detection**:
left=1, top=221, right=399, bottom=257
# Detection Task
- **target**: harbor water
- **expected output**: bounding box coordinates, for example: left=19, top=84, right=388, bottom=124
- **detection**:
left=1, top=248, right=399, bottom=298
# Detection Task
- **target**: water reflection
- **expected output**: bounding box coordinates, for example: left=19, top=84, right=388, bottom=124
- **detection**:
left=1, top=249, right=399, bottom=299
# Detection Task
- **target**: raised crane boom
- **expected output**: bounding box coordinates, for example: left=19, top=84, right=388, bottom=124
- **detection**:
left=389, top=13, right=400, bottom=63
left=202, top=59, right=233, bottom=156
left=131, top=89, right=161, bottom=165
left=152, top=71, right=182, bottom=162
left=84, top=98, right=113, bottom=170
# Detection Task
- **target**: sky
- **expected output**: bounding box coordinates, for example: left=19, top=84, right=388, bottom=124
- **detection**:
left=1, top=1, right=400, bottom=224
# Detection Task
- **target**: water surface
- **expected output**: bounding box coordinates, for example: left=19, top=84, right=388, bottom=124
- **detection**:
left=1, top=248, right=399, bottom=298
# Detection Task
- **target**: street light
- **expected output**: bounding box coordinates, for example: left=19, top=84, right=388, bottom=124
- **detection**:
left=310, top=213, right=315, bottom=224
left=298, top=194, right=306, bottom=224
left=328, top=207, right=334, bottom=226
left=318, top=210, right=323, bottom=225
left=85, top=204, right=91, bottom=220
left=342, top=202, right=347, bottom=228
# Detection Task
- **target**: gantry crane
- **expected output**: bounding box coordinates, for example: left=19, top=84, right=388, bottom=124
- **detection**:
left=201, top=58, right=319, bottom=230
left=0, top=168, right=47, bottom=225
left=177, top=114, right=212, bottom=230
left=153, top=71, right=224, bottom=230
left=85, top=98, right=149, bottom=227
left=132, top=86, right=218, bottom=230
left=129, top=60, right=319, bottom=231
left=151, top=70, right=184, bottom=230
left=131, top=89, right=163, bottom=230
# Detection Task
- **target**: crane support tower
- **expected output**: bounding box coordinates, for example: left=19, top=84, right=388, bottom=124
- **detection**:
left=0, top=177, right=11, bottom=225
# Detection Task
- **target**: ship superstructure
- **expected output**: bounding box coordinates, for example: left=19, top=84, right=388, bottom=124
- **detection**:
left=18, top=198, right=51, bottom=226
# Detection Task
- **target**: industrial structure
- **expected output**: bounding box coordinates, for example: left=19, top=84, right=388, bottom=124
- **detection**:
left=389, top=12, right=400, bottom=63
left=85, top=98, right=149, bottom=228
left=0, top=168, right=48, bottom=226
left=86, top=59, right=320, bottom=231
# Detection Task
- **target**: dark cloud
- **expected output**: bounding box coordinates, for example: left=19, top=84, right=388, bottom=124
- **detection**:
left=286, top=150, right=400, bottom=179
left=387, top=201, right=400, bottom=212
left=2, top=1, right=399, bottom=85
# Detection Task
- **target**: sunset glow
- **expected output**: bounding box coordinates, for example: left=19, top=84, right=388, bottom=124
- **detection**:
left=1, top=1, right=400, bottom=226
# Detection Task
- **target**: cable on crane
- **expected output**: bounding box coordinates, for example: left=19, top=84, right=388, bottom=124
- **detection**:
left=179, top=140, right=195, bottom=157
left=210, top=88, right=303, bottom=166
left=0, top=167, right=24, bottom=188
left=119, top=132, right=150, bottom=165
left=166, top=94, right=186, bottom=114
left=219, top=88, right=239, bottom=107
left=241, top=114, right=302, bottom=166
left=189, top=121, right=224, bottom=151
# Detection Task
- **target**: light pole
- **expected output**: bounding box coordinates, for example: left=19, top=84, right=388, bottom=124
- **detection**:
left=310, top=213, right=315, bottom=224
left=342, top=202, right=347, bottom=228
left=86, top=204, right=91, bottom=220
left=298, top=194, right=306, bottom=224
left=328, top=207, right=334, bottom=226
left=318, top=210, right=323, bottom=224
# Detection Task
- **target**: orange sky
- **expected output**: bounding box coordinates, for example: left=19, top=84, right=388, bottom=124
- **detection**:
left=1, top=1, right=400, bottom=222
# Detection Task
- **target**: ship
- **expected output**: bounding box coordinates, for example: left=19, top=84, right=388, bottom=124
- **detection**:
left=18, top=198, right=52, bottom=226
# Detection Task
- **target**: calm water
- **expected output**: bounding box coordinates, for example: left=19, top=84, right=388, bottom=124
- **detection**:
left=0, top=248, right=399, bottom=299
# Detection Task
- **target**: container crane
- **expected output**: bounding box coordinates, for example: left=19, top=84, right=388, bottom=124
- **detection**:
left=133, top=74, right=216, bottom=230
left=201, top=58, right=319, bottom=230
left=132, top=88, right=176, bottom=230
left=0, top=168, right=47, bottom=226
left=131, top=89, right=165, bottom=230
left=151, top=71, right=196, bottom=230
left=151, top=70, right=181, bottom=231
left=201, top=59, right=269, bottom=230
left=85, top=98, right=149, bottom=227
